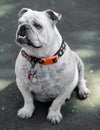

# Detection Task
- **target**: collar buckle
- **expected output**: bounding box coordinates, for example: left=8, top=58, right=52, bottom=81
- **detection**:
left=40, top=55, right=58, bottom=65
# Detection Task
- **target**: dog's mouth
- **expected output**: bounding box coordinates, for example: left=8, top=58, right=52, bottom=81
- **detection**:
left=17, top=35, right=42, bottom=49
left=16, top=25, right=42, bottom=49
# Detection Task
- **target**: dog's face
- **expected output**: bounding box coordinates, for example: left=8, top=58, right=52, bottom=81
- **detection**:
left=16, top=8, right=62, bottom=50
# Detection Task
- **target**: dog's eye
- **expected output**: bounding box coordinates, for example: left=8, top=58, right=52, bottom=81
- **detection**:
left=34, top=22, right=42, bottom=29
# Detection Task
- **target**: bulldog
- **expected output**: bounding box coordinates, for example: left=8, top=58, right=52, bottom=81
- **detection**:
left=15, top=8, right=91, bottom=124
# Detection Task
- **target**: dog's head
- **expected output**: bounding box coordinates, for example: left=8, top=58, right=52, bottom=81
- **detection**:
left=16, top=8, right=62, bottom=50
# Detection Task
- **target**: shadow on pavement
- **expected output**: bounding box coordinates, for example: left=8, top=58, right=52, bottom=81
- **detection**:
left=0, top=82, right=99, bottom=130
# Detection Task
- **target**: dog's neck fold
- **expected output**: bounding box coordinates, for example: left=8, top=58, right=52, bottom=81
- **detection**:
left=21, top=39, right=66, bottom=66
left=21, top=28, right=62, bottom=58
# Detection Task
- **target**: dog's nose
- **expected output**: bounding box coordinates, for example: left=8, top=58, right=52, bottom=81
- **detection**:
left=18, top=24, right=28, bottom=37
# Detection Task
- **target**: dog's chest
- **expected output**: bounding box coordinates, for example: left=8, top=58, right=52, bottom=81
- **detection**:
left=27, top=62, right=66, bottom=98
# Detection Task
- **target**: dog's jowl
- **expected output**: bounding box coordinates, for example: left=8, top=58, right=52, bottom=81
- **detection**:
left=15, top=8, right=91, bottom=124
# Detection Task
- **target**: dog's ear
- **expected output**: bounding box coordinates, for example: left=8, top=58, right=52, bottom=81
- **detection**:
left=18, top=8, right=31, bottom=18
left=45, top=9, right=62, bottom=24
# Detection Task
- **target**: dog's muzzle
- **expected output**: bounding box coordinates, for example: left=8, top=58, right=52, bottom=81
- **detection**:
left=18, top=24, right=28, bottom=37
left=16, top=24, right=42, bottom=49
left=16, top=24, right=29, bottom=44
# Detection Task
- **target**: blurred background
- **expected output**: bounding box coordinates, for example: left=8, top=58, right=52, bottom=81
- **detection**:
left=0, top=0, right=100, bottom=130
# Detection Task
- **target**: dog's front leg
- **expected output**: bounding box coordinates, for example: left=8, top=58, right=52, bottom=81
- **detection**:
left=17, top=78, right=35, bottom=119
left=47, top=90, right=71, bottom=124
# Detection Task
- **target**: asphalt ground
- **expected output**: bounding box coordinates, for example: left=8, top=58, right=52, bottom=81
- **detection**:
left=0, top=0, right=100, bottom=130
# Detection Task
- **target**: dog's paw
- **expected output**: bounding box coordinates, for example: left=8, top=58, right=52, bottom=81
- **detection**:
left=17, top=106, right=34, bottom=119
left=79, top=87, right=91, bottom=99
left=47, top=110, right=63, bottom=124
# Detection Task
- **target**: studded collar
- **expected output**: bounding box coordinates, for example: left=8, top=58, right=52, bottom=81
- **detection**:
left=21, top=40, right=66, bottom=66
